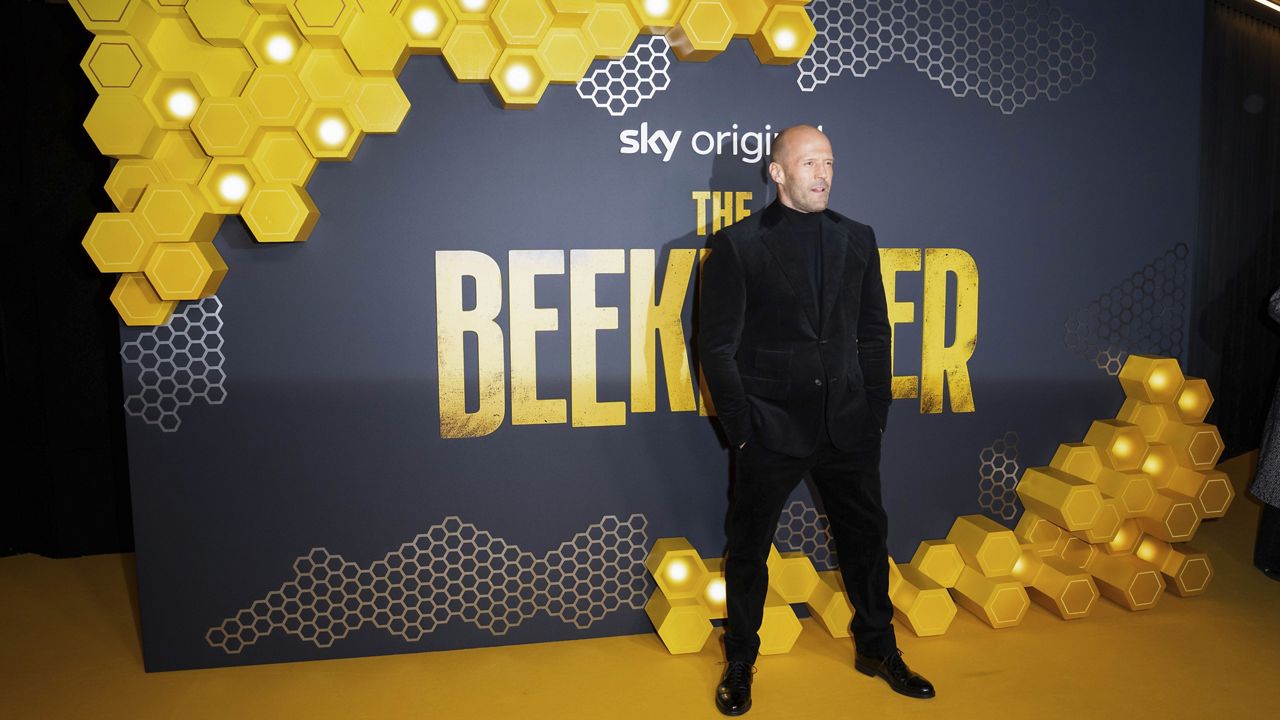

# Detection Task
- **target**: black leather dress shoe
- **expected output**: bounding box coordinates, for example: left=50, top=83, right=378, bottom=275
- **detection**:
left=715, top=661, right=754, bottom=716
left=854, top=649, right=936, bottom=699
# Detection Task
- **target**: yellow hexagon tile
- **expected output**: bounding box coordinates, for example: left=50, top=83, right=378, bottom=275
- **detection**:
left=250, top=130, right=318, bottom=185
left=298, top=46, right=366, bottom=100
left=749, top=4, right=815, bottom=64
left=1013, top=511, right=1064, bottom=547
left=1015, top=466, right=1102, bottom=531
left=1115, top=399, right=1178, bottom=441
left=351, top=77, right=411, bottom=132
left=1136, top=491, right=1201, bottom=543
left=153, top=130, right=212, bottom=183
left=145, top=241, right=229, bottom=300
left=891, top=564, right=957, bottom=637
left=242, top=183, right=321, bottom=243
left=187, top=0, right=258, bottom=47
left=110, top=272, right=177, bottom=326
left=1071, top=496, right=1123, bottom=544
left=668, top=0, right=733, bottom=61
left=945, top=515, right=1021, bottom=577
left=1094, top=469, right=1156, bottom=517
left=1086, top=552, right=1165, bottom=611
left=287, top=0, right=359, bottom=48
left=341, top=10, right=412, bottom=75
left=950, top=566, right=1028, bottom=629
left=644, top=593, right=711, bottom=654
left=628, top=0, right=688, bottom=31
left=1118, top=355, right=1185, bottom=404
left=1180, top=468, right=1234, bottom=518
left=83, top=213, right=155, bottom=272
left=493, top=0, right=554, bottom=47
left=536, top=26, right=592, bottom=83
left=144, top=16, right=255, bottom=97
left=583, top=2, right=641, bottom=59
left=135, top=183, right=223, bottom=243
left=142, top=72, right=209, bottom=130
left=198, top=158, right=264, bottom=214
left=242, top=67, right=310, bottom=127
left=1048, top=442, right=1103, bottom=481
left=770, top=551, right=818, bottom=603
left=446, top=0, right=497, bottom=21
left=81, top=36, right=154, bottom=93
left=299, top=103, right=365, bottom=159
left=549, top=0, right=594, bottom=16
left=191, top=96, right=262, bottom=156
left=722, top=0, right=767, bottom=37
left=644, top=538, right=709, bottom=601
left=105, top=161, right=166, bottom=211
left=84, top=94, right=165, bottom=158
left=398, top=0, right=457, bottom=52
left=490, top=49, right=550, bottom=108
left=758, top=589, right=801, bottom=655
left=908, top=540, right=964, bottom=588
left=70, top=0, right=162, bottom=37
left=1174, top=377, right=1213, bottom=423
left=1158, top=422, right=1224, bottom=470
left=244, top=13, right=309, bottom=67
left=699, top=557, right=727, bottom=619
left=442, top=23, right=505, bottom=82
left=1083, top=419, right=1149, bottom=472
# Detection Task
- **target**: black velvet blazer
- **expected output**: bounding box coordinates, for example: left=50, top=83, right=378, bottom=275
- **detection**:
left=698, top=199, right=893, bottom=457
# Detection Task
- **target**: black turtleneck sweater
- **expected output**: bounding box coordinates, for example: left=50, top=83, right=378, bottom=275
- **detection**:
left=779, top=203, right=822, bottom=325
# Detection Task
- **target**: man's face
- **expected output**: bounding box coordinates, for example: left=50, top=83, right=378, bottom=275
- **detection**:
left=769, top=130, right=834, bottom=213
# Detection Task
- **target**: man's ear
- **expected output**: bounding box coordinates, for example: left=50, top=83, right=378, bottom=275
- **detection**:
left=767, top=162, right=783, bottom=185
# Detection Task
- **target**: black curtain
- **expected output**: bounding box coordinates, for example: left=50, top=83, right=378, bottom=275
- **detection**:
left=1, top=1, right=133, bottom=557
left=1191, top=1, right=1280, bottom=457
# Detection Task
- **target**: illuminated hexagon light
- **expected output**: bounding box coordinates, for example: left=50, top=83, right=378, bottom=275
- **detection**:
left=700, top=556, right=726, bottom=619
left=583, top=1, right=642, bottom=58
left=447, top=0, right=498, bottom=21
left=644, top=594, right=711, bottom=654
left=242, top=183, right=321, bottom=243
left=1083, top=419, right=1149, bottom=472
left=241, top=67, right=310, bottom=128
left=341, top=9, right=412, bottom=75
left=83, top=213, right=154, bottom=273
left=244, top=13, right=309, bottom=68
left=81, top=36, right=153, bottom=93
left=1118, top=354, right=1185, bottom=404
left=250, top=130, right=318, bottom=186
left=442, top=22, right=505, bottom=81
left=490, top=49, right=551, bottom=108
left=84, top=94, right=165, bottom=158
left=749, top=4, right=815, bottom=64
left=111, top=272, right=177, bottom=326
left=198, top=158, right=262, bottom=215
left=537, top=26, right=593, bottom=83
left=1140, top=442, right=1178, bottom=486
left=144, top=241, right=229, bottom=300
left=1103, top=519, right=1143, bottom=556
left=398, top=0, right=457, bottom=52
left=299, top=103, right=365, bottom=160
left=1174, top=377, right=1213, bottom=423
left=668, top=0, right=733, bottom=61
left=643, top=537, right=708, bottom=600
left=493, top=0, right=554, bottom=47
left=946, top=515, right=1021, bottom=578
left=142, top=72, right=208, bottom=130
left=135, top=183, right=223, bottom=244
left=629, top=0, right=688, bottom=31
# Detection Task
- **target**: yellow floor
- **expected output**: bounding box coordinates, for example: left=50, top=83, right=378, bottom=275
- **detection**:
left=3, top=454, right=1278, bottom=720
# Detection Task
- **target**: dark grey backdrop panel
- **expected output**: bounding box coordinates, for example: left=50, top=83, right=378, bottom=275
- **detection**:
left=121, top=0, right=1206, bottom=670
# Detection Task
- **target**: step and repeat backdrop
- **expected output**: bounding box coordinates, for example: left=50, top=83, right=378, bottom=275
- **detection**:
left=83, top=0, right=1204, bottom=670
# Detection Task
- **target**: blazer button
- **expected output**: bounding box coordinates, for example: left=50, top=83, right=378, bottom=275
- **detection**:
left=814, top=378, right=823, bottom=386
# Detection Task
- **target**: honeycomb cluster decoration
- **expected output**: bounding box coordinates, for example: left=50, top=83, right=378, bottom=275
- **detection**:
left=651, top=356, right=1233, bottom=653
left=72, top=0, right=819, bottom=326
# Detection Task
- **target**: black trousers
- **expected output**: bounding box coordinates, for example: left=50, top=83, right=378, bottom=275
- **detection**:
left=1256, top=501, right=1280, bottom=571
left=723, top=431, right=896, bottom=664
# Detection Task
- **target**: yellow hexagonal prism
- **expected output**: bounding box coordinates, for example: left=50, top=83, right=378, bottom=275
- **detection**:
left=891, top=564, right=956, bottom=637
left=135, top=183, right=222, bottom=244
left=723, top=0, right=767, bottom=37
left=245, top=13, right=308, bottom=67
left=1135, top=538, right=1213, bottom=597
left=1157, top=421, right=1225, bottom=471
left=1118, top=355, right=1185, bottom=404
left=804, top=570, right=852, bottom=638
left=143, top=15, right=255, bottom=97
left=490, top=49, right=551, bottom=108
left=1174, top=377, right=1213, bottom=423
left=288, top=0, right=359, bottom=48
left=583, top=2, right=641, bottom=59
left=110, top=272, right=176, bottom=326
left=1094, top=468, right=1156, bottom=517
left=1085, top=552, right=1165, bottom=611
left=442, top=23, right=505, bottom=82
left=1069, top=496, right=1123, bottom=544
left=105, top=161, right=165, bottom=212
left=644, top=593, right=711, bottom=654
left=186, top=0, right=258, bottom=48
left=758, top=589, right=801, bottom=655
left=242, top=183, right=320, bottom=243
left=144, top=241, right=229, bottom=300
left=669, top=0, right=733, bottom=61
left=341, top=10, right=411, bottom=75
left=84, top=94, right=165, bottom=159
left=298, top=47, right=364, bottom=101
left=350, top=77, right=411, bottom=133
left=700, top=557, right=727, bottom=619
left=1014, top=511, right=1064, bottom=547
left=1116, top=399, right=1178, bottom=441
left=82, top=36, right=154, bottom=93
left=1016, top=466, right=1103, bottom=531
left=242, top=67, right=310, bottom=128
left=1164, top=468, right=1234, bottom=519
left=191, top=97, right=261, bottom=157
left=908, top=540, right=964, bottom=588
left=769, top=551, right=818, bottom=603
left=945, top=514, right=1021, bottom=577
left=153, top=131, right=212, bottom=184
left=70, top=0, right=162, bottom=36
left=950, top=566, right=1028, bottom=629
left=300, top=103, right=365, bottom=159
left=644, top=538, right=709, bottom=600
left=398, top=0, right=457, bottom=52
left=749, top=5, right=815, bottom=64
left=251, top=130, right=318, bottom=185
left=1011, top=551, right=1098, bottom=620
left=1051, top=533, right=1098, bottom=571
left=493, top=0, right=554, bottom=46
left=198, top=159, right=262, bottom=214
left=536, top=26, right=593, bottom=83
left=1083, top=419, right=1150, bottom=472
left=1140, top=442, right=1178, bottom=486
left=83, top=213, right=155, bottom=272
left=1136, top=490, right=1202, bottom=543
left=628, top=0, right=688, bottom=31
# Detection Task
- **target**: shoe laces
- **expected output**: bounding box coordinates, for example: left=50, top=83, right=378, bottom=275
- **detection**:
left=883, top=649, right=910, bottom=679
left=721, top=660, right=755, bottom=687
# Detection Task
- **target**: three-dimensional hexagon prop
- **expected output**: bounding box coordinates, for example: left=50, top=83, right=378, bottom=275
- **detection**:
left=1015, top=466, right=1102, bottom=531
left=758, top=589, right=801, bottom=654
left=242, top=183, right=321, bottom=243
left=251, top=130, right=318, bottom=185
left=644, top=593, right=711, bottom=654
left=1049, top=443, right=1104, bottom=481
left=668, top=0, right=733, bottom=61
left=644, top=538, right=709, bottom=600
left=490, top=49, right=550, bottom=108
left=1158, top=422, right=1225, bottom=471
left=84, top=94, right=165, bottom=158
left=945, top=515, right=1021, bottom=577
left=1136, top=538, right=1213, bottom=597
left=198, top=158, right=263, bottom=214
left=493, top=0, right=554, bottom=47
left=442, top=23, right=505, bottom=81
left=891, top=564, right=957, bottom=637
left=191, top=96, right=261, bottom=156
left=1116, top=399, right=1178, bottom=441
left=105, top=161, right=165, bottom=212
left=1118, top=355, right=1185, bottom=404
left=770, top=551, right=818, bottom=603
left=1136, top=491, right=1201, bottom=543
left=299, top=103, right=365, bottom=160
left=144, top=241, right=229, bottom=300
left=246, top=13, right=309, bottom=67
left=950, top=566, right=1028, bottom=629
left=1174, top=378, right=1213, bottom=423
left=135, top=183, right=223, bottom=243
left=1086, top=552, right=1165, bottom=611
left=908, top=540, right=964, bottom=588
left=804, top=570, right=853, bottom=638
left=583, top=2, right=641, bottom=58
left=341, top=10, right=411, bottom=75
left=82, top=36, right=154, bottom=93
left=186, top=0, right=258, bottom=48
left=398, top=0, right=457, bottom=52
left=749, top=4, right=815, bottom=65
left=83, top=213, right=155, bottom=272
left=242, top=67, right=310, bottom=128
left=1083, top=420, right=1150, bottom=472
left=111, top=272, right=177, bottom=326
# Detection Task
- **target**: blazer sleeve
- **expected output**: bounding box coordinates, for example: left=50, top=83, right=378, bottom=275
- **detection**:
left=856, top=225, right=893, bottom=431
left=698, top=231, right=753, bottom=448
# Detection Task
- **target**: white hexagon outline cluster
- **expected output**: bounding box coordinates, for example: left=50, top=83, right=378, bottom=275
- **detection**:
left=1064, top=244, right=1189, bottom=375
left=120, top=296, right=226, bottom=433
left=979, top=431, right=1020, bottom=521
left=206, top=513, right=651, bottom=654
left=577, top=35, right=672, bottom=117
left=775, top=500, right=838, bottom=571
left=798, top=0, right=1097, bottom=114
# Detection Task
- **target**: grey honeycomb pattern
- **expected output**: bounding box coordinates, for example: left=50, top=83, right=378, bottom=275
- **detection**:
left=206, top=514, right=651, bottom=653
left=798, top=0, right=1097, bottom=114
left=120, top=296, right=226, bottom=433
left=775, top=500, right=838, bottom=571
left=577, top=35, right=671, bottom=116
left=1064, top=244, right=1189, bottom=375
left=979, top=431, right=1021, bottom=521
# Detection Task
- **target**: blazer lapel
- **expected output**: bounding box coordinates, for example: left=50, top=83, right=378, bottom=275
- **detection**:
left=818, top=212, right=849, bottom=336
left=759, top=202, right=819, bottom=334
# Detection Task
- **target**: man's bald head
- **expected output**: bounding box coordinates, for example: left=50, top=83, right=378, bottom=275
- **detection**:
left=768, top=125, right=834, bottom=213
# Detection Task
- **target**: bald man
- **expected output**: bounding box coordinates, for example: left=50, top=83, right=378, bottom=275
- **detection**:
left=699, top=126, right=934, bottom=714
